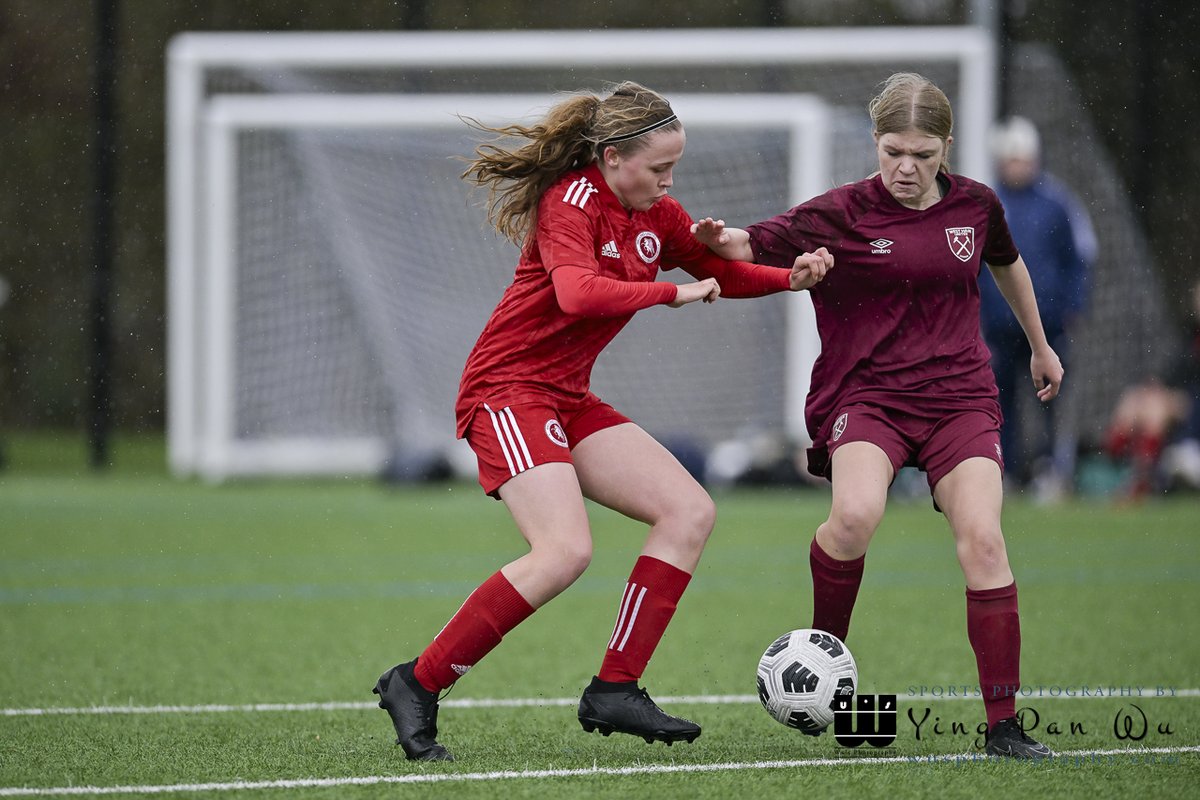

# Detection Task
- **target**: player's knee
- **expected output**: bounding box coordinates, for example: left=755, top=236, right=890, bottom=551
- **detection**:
left=559, top=540, right=594, bottom=582
left=533, top=537, right=592, bottom=587
left=958, top=528, right=1008, bottom=573
left=659, top=490, right=716, bottom=550
left=692, top=492, right=718, bottom=537
left=680, top=491, right=717, bottom=543
left=827, top=504, right=882, bottom=547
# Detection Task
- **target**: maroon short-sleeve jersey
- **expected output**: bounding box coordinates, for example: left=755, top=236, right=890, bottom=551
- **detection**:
left=746, top=173, right=1019, bottom=448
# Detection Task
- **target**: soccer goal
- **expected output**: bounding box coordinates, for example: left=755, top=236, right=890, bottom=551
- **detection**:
left=167, top=28, right=995, bottom=480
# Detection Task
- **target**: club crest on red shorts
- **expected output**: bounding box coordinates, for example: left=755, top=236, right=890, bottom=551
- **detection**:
left=545, top=419, right=569, bottom=448
left=832, top=412, right=849, bottom=442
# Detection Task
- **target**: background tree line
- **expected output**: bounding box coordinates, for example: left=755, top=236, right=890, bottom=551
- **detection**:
left=0, top=0, right=1194, bottom=435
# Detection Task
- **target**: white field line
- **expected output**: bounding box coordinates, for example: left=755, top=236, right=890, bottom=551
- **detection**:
left=0, top=746, right=1197, bottom=797
left=4, top=689, right=1198, bottom=717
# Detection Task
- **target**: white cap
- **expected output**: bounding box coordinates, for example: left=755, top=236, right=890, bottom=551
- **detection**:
left=990, top=116, right=1040, bottom=161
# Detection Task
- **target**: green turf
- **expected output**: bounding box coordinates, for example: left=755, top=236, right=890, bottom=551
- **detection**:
left=1, top=442, right=1197, bottom=797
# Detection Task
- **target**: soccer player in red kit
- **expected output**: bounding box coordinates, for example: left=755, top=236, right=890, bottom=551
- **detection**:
left=372, top=82, right=832, bottom=761
left=694, top=73, right=1061, bottom=759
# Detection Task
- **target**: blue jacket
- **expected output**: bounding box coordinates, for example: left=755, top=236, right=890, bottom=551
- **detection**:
left=980, top=173, right=1096, bottom=336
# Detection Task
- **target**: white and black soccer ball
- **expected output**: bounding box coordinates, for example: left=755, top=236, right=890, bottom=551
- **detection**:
left=756, top=628, right=857, bottom=734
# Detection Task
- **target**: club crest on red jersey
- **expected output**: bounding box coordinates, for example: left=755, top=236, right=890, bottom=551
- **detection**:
left=945, top=227, right=975, bottom=262
left=635, top=231, right=661, bottom=264
left=545, top=419, right=569, bottom=448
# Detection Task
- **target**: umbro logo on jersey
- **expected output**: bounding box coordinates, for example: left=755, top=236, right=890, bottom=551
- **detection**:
left=563, top=176, right=600, bottom=209
left=869, top=238, right=893, bottom=254
left=600, top=240, right=620, bottom=259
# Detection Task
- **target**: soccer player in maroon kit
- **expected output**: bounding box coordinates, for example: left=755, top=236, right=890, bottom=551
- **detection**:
left=372, top=82, right=832, bottom=761
left=695, top=73, right=1061, bottom=759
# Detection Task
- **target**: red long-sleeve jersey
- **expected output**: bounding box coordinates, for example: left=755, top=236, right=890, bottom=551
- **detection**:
left=455, top=163, right=791, bottom=437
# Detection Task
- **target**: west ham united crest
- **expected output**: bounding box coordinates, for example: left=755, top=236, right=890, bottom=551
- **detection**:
left=945, top=227, right=975, bottom=262
left=832, top=412, right=848, bottom=442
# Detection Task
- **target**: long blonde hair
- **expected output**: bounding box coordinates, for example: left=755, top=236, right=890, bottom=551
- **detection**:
left=868, top=72, right=954, bottom=174
left=461, top=81, right=680, bottom=246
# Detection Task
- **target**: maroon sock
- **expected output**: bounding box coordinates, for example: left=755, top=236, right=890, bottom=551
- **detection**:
left=809, top=538, right=865, bottom=642
left=966, top=581, right=1021, bottom=728
left=597, top=556, right=691, bottom=683
left=413, top=571, right=535, bottom=692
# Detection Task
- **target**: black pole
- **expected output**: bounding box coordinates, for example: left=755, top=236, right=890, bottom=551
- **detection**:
left=1130, top=0, right=1156, bottom=225
left=997, top=0, right=1014, bottom=119
left=89, top=0, right=117, bottom=469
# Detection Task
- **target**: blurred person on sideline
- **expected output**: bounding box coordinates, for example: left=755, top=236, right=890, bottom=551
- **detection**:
left=980, top=116, right=1096, bottom=501
left=694, top=73, right=1060, bottom=759
left=1104, top=279, right=1200, bottom=498
left=371, top=82, right=830, bottom=762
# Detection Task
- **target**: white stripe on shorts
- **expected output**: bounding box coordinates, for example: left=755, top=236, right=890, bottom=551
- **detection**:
left=501, top=406, right=535, bottom=471
left=484, top=403, right=522, bottom=476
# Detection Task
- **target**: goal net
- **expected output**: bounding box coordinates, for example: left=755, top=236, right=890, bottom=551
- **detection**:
left=168, top=28, right=996, bottom=480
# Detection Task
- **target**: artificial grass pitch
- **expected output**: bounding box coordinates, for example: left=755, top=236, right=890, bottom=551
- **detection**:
left=1, top=467, right=1197, bottom=798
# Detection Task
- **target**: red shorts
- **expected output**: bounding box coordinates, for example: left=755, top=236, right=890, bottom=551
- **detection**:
left=463, top=394, right=631, bottom=497
left=812, top=402, right=1003, bottom=491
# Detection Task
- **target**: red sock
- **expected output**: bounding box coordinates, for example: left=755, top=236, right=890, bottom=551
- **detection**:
left=1105, top=427, right=1131, bottom=457
left=597, top=556, right=691, bottom=683
left=809, top=538, right=865, bottom=642
left=413, top=571, right=535, bottom=692
left=966, top=582, right=1021, bottom=728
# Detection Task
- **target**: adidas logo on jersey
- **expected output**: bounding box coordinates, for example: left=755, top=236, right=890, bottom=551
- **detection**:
left=563, top=176, right=599, bottom=209
left=600, top=240, right=620, bottom=259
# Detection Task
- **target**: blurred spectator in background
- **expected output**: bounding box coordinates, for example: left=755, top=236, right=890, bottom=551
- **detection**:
left=1104, top=279, right=1200, bottom=499
left=980, top=116, right=1097, bottom=501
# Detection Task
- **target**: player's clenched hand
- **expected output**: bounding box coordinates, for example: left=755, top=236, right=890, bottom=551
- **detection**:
left=789, top=247, right=833, bottom=291
left=670, top=278, right=721, bottom=307
left=1031, top=345, right=1064, bottom=402
left=690, top=217, right=730, bottom=247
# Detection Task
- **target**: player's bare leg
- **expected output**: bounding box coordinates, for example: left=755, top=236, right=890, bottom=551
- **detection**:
left=807, top=442, right=891, bottom=643
left=934, top=456, right=1012, bottom=590
left=816, top=442, right=892, bottom=559
left=498, top=463, right=596, bottom=606
left=570, top=423, right=709, bottom=744
left=376, top=465, right=592, bottom=761
left=935, top=456, right=1051, bottom=759
left=573, top=423, right=715, bottom=573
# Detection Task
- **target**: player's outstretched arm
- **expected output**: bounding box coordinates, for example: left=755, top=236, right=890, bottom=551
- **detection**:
left=692, top=217, right=754, bottom=261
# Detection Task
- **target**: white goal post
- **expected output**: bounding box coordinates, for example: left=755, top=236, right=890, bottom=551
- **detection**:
left=167, top=28, right=995, bottom=480
left=196, top=92, right=830, bottom=481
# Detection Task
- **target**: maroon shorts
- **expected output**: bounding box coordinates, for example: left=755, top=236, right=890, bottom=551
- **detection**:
left=810, top=402, right=1003, bottom=491
left=464, top=394, right=631, bottom=497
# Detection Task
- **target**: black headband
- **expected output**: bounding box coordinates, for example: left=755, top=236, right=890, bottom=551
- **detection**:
left=598, top=114, right=678, bottom=145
